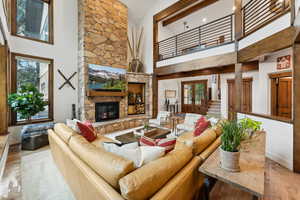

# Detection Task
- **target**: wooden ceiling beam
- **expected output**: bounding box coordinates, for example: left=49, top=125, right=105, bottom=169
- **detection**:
left=162, top=0, right=219, bottom=26
left=238, top=27, right=296, bottom=62
left=157, top=61, right=258, bottom=80
left=154, top=0, right=199, bottom=22
left=155, top=52, right=237, bottom=76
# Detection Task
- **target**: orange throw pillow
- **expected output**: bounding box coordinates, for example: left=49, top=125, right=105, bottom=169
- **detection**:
left=77, top=121, right=97, bottom=142
left=194, top=116, right=211, bottom=136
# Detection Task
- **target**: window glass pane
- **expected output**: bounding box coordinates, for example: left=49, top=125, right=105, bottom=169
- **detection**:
left=16, top=0, right=49, bottom=41
left=195, top=83, right=205, bottom=105
left=16, top=56, right=50, bottom=122
left=184, top=84, right=193, bottom=104
left=17, top=105, right=49, bottom=121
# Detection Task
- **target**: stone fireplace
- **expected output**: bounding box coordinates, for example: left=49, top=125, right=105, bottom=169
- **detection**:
left=77, top=0, right=152, bottom=123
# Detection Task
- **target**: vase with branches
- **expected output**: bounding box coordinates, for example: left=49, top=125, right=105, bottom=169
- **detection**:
left=127, top=27, right=144, bottom=73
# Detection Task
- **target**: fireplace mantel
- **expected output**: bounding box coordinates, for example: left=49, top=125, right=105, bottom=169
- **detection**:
left=86, top=90, right=127, bottom=97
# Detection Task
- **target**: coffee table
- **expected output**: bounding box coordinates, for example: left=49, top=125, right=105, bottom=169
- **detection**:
left=115, top=127, right=171, bottom=144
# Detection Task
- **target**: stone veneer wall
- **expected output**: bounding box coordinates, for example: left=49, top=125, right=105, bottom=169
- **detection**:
left=78, top=0, right=128, bottom=121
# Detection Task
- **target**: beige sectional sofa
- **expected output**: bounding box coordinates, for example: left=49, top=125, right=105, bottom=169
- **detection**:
left=48, top=123, right=221, bottom=200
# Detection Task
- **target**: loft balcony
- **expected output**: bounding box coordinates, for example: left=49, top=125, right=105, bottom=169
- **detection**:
left=155, top=0, right=291, bottom=66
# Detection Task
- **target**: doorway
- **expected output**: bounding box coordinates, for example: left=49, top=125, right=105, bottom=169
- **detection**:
left=227, top=78, right=253, bottom=120
left=270, top=72, right=292, bottom=119
left=181, top=80, right=208, bottom=114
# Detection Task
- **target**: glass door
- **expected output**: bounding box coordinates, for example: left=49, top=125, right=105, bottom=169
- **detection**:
left=181, top=80, right=208, bottom=114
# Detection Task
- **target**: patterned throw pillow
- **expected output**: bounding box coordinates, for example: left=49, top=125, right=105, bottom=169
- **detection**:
left=77, top=121, right=97, bottom=142
left=140, top=136, right=156, bottom=146
left=156, top=137, right=177, bottom=153
left=140, top=136, right=176, bottom=153
left=194, top=116, right=211, bottom=136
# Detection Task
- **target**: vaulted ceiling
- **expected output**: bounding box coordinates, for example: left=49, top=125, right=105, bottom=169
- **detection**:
left=119, top=0, right=159, bottom=24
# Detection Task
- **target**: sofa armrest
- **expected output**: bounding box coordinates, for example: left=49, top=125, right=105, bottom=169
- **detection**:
left=150, top=157, right=204, bottom=200
left=199, top=136, right=221, bottom=161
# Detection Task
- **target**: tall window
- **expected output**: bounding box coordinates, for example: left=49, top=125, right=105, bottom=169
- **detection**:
left=11, top=53, right=53, bottom=125
left=11, top=0, right=53, bottom=44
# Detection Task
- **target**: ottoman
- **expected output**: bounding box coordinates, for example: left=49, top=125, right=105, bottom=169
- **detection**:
left=21, top=122, right=55, bottom=150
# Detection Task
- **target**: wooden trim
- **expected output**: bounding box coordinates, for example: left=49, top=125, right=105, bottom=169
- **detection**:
left=162, top=0, right=219, bottom=26
left=157, top=61, right=258, bottom=80
left=293, top=43, right=300, bottom=172
left=11, top=0, right=54, bottom=45
left=86, top=90, right=127, bottom=97
left=268, top=71, right=292, bottom=78
left=238, top=111, right=293, bottom=124
left=155, top=52, right=237, bottom=76
left=234, top=0, right=243, bottom=40
left=238, top=27, right=296, bottom=62
left=154, top=0, right=198, bottom=22
left=10, top=52, right=54, bottom=126
left=0, top=45, right=8, bottom=135
left=227, top=77, right=253, bottom=83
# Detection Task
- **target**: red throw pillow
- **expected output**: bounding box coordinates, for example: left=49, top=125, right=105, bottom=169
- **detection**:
left=77, top=122, right=97, bottom=142
left=156, top=138, right=176, bottom=153
left=140, top=136, right=156, bottom=146
left=83, top=121, right=94, bottom=131
left=194, top=116, right=211, bottom=136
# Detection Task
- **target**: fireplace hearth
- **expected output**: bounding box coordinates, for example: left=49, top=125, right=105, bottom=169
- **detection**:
left=95, top=102, right=119, bottom=122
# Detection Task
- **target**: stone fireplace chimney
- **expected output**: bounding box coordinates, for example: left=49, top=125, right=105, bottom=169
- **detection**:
left=78, top=0, right=128, bottom=121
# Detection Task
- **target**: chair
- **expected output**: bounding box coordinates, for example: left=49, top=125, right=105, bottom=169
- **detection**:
left=149, top=111, right=171, bottom=126
left=176, top=113, right=202, bottom=132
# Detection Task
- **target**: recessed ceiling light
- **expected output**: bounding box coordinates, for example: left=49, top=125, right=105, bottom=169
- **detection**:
left=202, top=18, right=207, bottom=23
left=232, top=6, right=236, bottom=11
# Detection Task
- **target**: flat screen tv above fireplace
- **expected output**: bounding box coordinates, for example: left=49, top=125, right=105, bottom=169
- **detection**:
left=88, top=64, right=126, bottom=92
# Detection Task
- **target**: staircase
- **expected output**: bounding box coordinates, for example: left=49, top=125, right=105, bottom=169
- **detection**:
left=207, top=100, right=221, bottom=118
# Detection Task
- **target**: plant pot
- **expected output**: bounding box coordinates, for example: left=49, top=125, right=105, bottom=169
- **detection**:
left=220, top=147, right=240, bottom=172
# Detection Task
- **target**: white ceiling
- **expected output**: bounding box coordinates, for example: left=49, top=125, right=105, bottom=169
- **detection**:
left=119, top=0, right=159, bottom=24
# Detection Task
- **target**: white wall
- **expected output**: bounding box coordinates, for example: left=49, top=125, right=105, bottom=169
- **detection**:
left=220, top=71, right=260, bottom=119
left=140, top=0, right=179, bottom=73
left=238, top=113, right=293, bottom=170
left=220, top=48, right=293, bottom=119
left=7, top=0, right=78, bottom=144
left=158, top=75, right=215, bottom=112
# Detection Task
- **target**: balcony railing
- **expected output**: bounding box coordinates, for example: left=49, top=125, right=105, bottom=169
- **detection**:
left=156, top=0, right=291, bottom=62
left=157, top=14, right=234, bottom=61
left=242, top=0, right=290, bottom=36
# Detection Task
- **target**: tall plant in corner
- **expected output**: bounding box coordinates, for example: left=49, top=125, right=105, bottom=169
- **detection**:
left=8, top=84, right=47, bottom=122
left=127, top=27, right=144, bottom=73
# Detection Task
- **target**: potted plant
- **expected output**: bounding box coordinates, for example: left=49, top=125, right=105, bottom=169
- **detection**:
left=220, top=120, right=244, bottom=172
left=8, top=84, right=47, bottom=122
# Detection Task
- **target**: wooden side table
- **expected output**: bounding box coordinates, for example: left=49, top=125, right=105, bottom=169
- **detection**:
left=199, top=132, right=265, bottom=200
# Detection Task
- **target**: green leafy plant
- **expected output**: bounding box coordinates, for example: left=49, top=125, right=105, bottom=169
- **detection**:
left=144, top=123, right=150, bottom=131
left=239, top=118, right=262, bottom=133
left=8, top=84, right=47, bottom=120
left=220, top=120, right=244, bottom=152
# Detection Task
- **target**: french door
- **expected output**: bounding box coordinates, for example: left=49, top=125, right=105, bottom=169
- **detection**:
left=181, top=80, right=208, bottom=114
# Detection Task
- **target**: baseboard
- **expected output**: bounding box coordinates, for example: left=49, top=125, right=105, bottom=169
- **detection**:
left=266, top=151, right=293, bottom=171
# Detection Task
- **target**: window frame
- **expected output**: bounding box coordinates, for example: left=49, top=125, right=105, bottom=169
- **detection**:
left=11, top=0, right=54, bottom=44
left=10, top=52, right=54, bottom=126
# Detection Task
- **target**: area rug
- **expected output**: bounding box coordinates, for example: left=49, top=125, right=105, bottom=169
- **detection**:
left=21, top=149, right=75, bottom=200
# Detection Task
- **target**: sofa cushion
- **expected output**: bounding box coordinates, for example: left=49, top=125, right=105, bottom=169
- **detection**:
left=177, top=129, right=217, bottom=155
left=91, top=135, right=116, bottom=149
left=54, top=123, right=77, bottom=143
left=119, top=144, right=193, bottom=200
left=69, top=134, right=135, bottom=189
